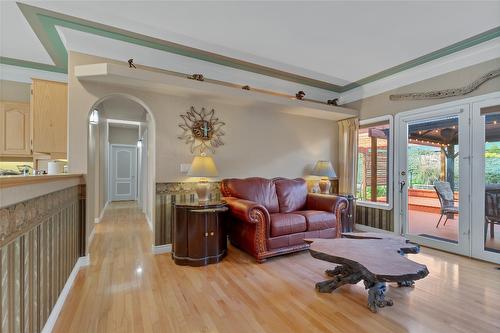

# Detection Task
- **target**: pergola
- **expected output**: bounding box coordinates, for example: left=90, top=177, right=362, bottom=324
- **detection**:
left=408, top=119, right=459, bottom=190
left=407, top=114, right=500, bottom=191
left=358, top=127, right=389, bottom=202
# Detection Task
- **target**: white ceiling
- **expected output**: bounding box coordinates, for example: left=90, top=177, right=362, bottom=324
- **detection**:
left=1, top=1, right=499, bottom=89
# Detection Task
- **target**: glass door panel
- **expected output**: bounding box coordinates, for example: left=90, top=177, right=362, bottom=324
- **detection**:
left=397, top=105, right=470, bottom=256
left=407, top=117, right=460, bottom=243
left=472, top=98, right=500, bottom=263
left=484, top=113, right=500, bottom=253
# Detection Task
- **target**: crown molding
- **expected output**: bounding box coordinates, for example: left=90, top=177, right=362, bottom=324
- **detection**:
left=339, top=38, right=500, bottom=104
left=2, top=3, right=499, bottom=95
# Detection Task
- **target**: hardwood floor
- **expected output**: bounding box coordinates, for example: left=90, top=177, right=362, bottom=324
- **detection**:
left=54, top=201, right=500, bottom=333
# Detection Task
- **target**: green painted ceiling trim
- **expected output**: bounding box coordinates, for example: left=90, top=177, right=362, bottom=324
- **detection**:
left=0, top=56, right=66, bottom=73
left=6, top=3, right=500, bottom=94
left=38, top=16, right=68, bottom=68
left=17, top=2, right=344, bottom=92
left=339, top=26, right=500, bottom=92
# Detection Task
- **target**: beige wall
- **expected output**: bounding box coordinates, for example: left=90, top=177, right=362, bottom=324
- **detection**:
left=108, top=126, right=139, bottom=145
left=345, top=57, right=500, bottom=119
left=68, top=51, right=339, bottom=242
left=68, top=52, right=339, bottom=181
left=0, top=80, right=30, bottom=102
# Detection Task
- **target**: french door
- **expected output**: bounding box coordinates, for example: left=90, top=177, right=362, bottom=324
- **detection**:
left=471, top=97, right=500, bottom=263
left=396, top=105, right=471, bottom=256
left=395, top=92, right=500, bottom=263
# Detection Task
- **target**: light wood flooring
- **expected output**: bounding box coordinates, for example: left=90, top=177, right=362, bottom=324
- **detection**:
left=54, top=201, right=500, bottom=333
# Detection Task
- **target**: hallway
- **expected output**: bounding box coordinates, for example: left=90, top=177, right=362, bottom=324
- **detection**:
left=53, top=201, right=161, bottom=332
left=53, top=202, right=500, bottom=333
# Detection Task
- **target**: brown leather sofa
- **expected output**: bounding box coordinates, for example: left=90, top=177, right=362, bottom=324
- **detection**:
left=221, top=177, right=349, bottom=262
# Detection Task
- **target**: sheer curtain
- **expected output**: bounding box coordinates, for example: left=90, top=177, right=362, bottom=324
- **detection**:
left=338, top=118, right=359, bottom=195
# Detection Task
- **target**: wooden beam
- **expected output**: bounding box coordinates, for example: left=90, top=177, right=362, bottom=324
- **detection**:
left=368, top=128, right=388, bottom=139
left=371, top=137, right=378, bottom=202
left=446, top=145, right=455, bottom=191
left=440, top=148, right=446, bottom=181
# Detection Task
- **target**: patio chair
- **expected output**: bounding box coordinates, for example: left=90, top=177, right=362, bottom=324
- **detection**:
left=433, top=181, right=458, bottom=228
left=485, top=185, right=500, bottom=241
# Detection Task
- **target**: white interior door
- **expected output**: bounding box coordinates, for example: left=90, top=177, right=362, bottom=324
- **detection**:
left=471, top=97, right=500, bottom=263
left=110, top=144, right=137, bottom=201
left=395, top=105, right=471, bottom=256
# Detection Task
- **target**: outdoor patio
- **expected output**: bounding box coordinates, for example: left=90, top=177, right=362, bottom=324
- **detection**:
left=408, top=192, right=500, bottom=252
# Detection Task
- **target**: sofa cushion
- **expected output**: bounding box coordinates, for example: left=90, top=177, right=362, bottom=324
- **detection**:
left=270, top=213, right=307, bottom=237
left=295, top=210, right=336, bottom=231
left=274, top=178, right=307, bottom=213
left=221, top=177, right=280, bottom=213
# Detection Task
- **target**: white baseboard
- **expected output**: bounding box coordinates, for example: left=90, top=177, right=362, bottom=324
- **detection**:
left=152, top=244, right=172, bottom=255
left=146, top=215, right=153, bottom=231
left=354, top=223, right=395, bottom=234
left=95, top=201, right=110, bottom=224
left=41, top=256, right=89, bottom=333
left=88, top=227, right=96, bottom=248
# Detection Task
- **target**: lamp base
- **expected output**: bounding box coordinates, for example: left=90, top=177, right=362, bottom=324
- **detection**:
left=195, top=180, right=211, bottom=203
left=318, top=179, right=331, bottom=194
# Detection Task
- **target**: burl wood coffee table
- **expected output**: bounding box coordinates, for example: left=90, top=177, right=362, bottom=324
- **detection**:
left=306, top=233, right=429, bottom=312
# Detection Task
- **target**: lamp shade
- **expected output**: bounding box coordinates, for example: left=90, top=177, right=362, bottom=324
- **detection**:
left=188, top=155, right=218, bottom=177
left=312, top=160, right=336, bottom=178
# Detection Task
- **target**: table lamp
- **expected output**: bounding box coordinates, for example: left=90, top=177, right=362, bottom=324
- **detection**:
left=312, top=160, right=336, bottom=194
left=187, top=153, right=218, bottom=202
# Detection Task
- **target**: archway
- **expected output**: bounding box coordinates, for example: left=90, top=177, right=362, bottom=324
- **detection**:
left=85, top=93, right=156, bottom=253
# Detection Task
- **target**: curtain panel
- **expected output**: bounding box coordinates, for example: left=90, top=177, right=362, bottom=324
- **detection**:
left=338, top=117, right=359, bottom=195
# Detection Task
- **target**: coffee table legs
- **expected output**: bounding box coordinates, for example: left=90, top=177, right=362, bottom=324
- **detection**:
left=365, top=282, right=394, bottom=313
left=397, top=280, right=415, bottom=287
left=315, top=266, right=363, bottom=293
left=316, top=265, right=394, bottom=313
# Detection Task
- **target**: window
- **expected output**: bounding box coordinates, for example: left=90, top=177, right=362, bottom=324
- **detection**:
left=356, top=115, right=393, bottom=209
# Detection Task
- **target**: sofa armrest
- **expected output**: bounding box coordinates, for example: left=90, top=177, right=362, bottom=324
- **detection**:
left=223, top=197, right=271, bottom=225
left=306, top=194, right=349, bottom=235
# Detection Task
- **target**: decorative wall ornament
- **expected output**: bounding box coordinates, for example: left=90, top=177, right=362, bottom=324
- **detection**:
left=187, top=73, right=205, bottom=81
left=295, top=90, right=306, bottom=100
left=390, top=68, right=500, bottom=101
left=128, top=58, right=136, bottom=68
left=327, top=98, right=339, bottom=106
left=178, top=106, right=225, bottom=154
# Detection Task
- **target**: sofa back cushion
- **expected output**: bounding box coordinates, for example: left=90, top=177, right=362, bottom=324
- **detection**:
left=274, top=178, right=307, bottom=213
left=221, top=177, right=279, bottom=213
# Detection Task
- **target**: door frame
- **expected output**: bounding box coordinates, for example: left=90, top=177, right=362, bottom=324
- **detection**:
left=471, top=95, right=500, bottom=263
left=394, top=92, right=500, bottom=260
left=108, top=143, right=138, bottom=202
left=395, top=103, right=471, bottom=256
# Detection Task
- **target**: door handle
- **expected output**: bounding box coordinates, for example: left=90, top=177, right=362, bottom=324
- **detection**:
left=399, top=180, right=406, bottom=193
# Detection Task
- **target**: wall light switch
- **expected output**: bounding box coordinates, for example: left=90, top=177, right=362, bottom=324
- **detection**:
left=180, top=163, right=191, bottom=174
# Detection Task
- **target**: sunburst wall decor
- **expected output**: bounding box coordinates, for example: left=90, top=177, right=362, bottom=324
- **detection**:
left=178, top=106, right=226, bottom=154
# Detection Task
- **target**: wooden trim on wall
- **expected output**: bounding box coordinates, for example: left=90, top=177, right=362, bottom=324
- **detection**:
left=0, top=173, right=83, bottom=189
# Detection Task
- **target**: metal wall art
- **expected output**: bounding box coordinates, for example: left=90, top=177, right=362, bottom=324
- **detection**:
left=390, top=68, right=500, bottom=101
left=178, top=106, right=225, bottom=154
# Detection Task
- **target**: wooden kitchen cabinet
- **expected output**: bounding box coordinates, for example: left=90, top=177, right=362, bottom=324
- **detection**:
left=0, top=101, right=31, bottom=156
left=31, top=79, right=67, bottom=155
